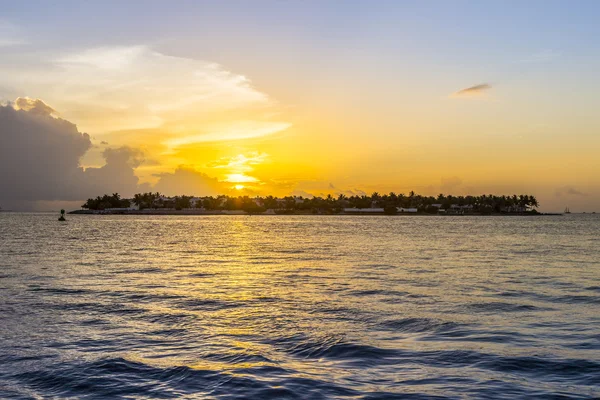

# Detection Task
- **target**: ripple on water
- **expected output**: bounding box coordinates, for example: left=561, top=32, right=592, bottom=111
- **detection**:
left=2, top=214, right=600, bottom=399
left=465, top=301, right=550, bottom=313
left=378, top=317, right=464, bottom=334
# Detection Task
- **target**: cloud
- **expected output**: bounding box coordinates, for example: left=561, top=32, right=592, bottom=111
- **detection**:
left=208, top=152, right=269, bottom=171
left=82, top=147, right=144, bottom=197
left=0, top=45, right=290, bottom=148
left=58, top=45, right=148, bottom=70
left=555, top=186, right=589, bottom=197
left=0, top=101, right=91, bottom=205
left=451, top=83, right=491, bottom=98
left=0, top=100, right=144, bottom=209
left=152, top=166, right=226, bottom=197
left=163, top=121, right=291, bottom=147
left=14, top=97, right=56, bottom=116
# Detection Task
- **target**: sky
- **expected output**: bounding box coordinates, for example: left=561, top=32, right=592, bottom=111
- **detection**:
left=1, top=1, right=599, bottom=212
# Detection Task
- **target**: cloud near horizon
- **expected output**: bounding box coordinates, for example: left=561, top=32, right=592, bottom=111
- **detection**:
left=152, top=166, right=226, bottom=197
left=451, top=83, right=492, bottom=98
left=0, top=101, right=148, bottom=209
left=0, top=100, right=256, bottom=209
left=555, top=186, right=589, bottom=197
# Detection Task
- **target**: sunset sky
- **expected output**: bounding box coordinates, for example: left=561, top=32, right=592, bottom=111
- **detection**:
left=1, top=1, right=599, bottom=211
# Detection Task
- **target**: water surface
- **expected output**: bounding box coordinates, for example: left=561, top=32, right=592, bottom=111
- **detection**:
left=1, top=214, right=599, bottom=399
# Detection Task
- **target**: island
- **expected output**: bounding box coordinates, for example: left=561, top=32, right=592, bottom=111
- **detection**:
left=70, top=192, right=545, bottom=216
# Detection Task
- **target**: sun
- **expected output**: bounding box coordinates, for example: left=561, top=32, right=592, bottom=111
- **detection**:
left=234, top=184, right=245, bottom=190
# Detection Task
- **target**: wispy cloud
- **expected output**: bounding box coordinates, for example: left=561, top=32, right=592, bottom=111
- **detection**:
left=555, top=186, right=589, bottom=197
left=57, top=45, right=148, bottom=70
left=451, top=83, right=491, bottom=98
left=0, top=45, right=290, bottom=145
left=164, top=121, right=291, bottom=147
left=208, top=152, right=268, bottom=172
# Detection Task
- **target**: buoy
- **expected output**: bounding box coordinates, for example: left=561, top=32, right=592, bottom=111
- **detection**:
left=58, top=209, right=66, bottom=221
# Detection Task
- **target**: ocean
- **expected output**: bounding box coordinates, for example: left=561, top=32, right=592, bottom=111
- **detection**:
left=1, top=213, right=599, bottom=399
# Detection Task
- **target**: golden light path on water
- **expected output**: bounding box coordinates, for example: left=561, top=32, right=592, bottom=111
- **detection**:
left=0, top=214, right=599, bottom=398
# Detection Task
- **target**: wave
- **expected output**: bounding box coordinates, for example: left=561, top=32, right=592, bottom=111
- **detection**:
left=27, top=287, right=92, bottom=295
left=465, top=302, right=548, bottom=313
left=378, top=317, right=463, bottom=334
left=2, top=357, right=378, bottom=399
left=269, top=334, right=600, bottom=385
left=177, top=298, right=242, bottom=311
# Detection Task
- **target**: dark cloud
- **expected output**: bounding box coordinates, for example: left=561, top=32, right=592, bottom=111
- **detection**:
left=555, top=186, right=588, bottom=197
left=82, top=147, right=143, bottom=197
left=0, top=101, right=144, bottom=209
left=141, top=158, right=161, bottom=166
left=0, top=102, right=91, bottom=204
left=452, top=84, right=491, bottom=97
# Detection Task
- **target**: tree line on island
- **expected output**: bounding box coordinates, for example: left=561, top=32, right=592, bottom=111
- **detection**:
left=81, top=191, right=540, bottom=214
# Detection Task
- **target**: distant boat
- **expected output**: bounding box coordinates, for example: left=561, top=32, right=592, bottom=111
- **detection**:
left=564, top=207, right=571, bottom=214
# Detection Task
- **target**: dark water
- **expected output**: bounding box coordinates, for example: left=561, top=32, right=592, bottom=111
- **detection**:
left=1, top=213, right=599, bottom=399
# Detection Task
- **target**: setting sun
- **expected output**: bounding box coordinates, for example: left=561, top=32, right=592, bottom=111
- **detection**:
left=225, top=174, right=259, bottom=184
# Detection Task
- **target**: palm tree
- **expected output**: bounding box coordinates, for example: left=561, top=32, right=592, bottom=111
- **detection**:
left=529, top=195, right=539, bottom=209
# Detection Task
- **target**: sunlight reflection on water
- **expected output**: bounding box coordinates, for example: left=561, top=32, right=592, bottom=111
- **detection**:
left=1, top=214, right=599, bottom=398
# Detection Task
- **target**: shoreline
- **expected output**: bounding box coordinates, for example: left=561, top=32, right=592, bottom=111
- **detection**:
left=69, top=209, right=561, bottom=216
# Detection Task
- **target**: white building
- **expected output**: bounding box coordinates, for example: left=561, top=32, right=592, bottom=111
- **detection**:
left=106, top=204, right=139, bottom=211
left=397, top=207, right=418, bottom=213
left=344, top=208, right=385, bottom=213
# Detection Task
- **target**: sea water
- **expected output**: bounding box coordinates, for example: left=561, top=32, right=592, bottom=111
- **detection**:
left=1, top=214, right=599, bottom=399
